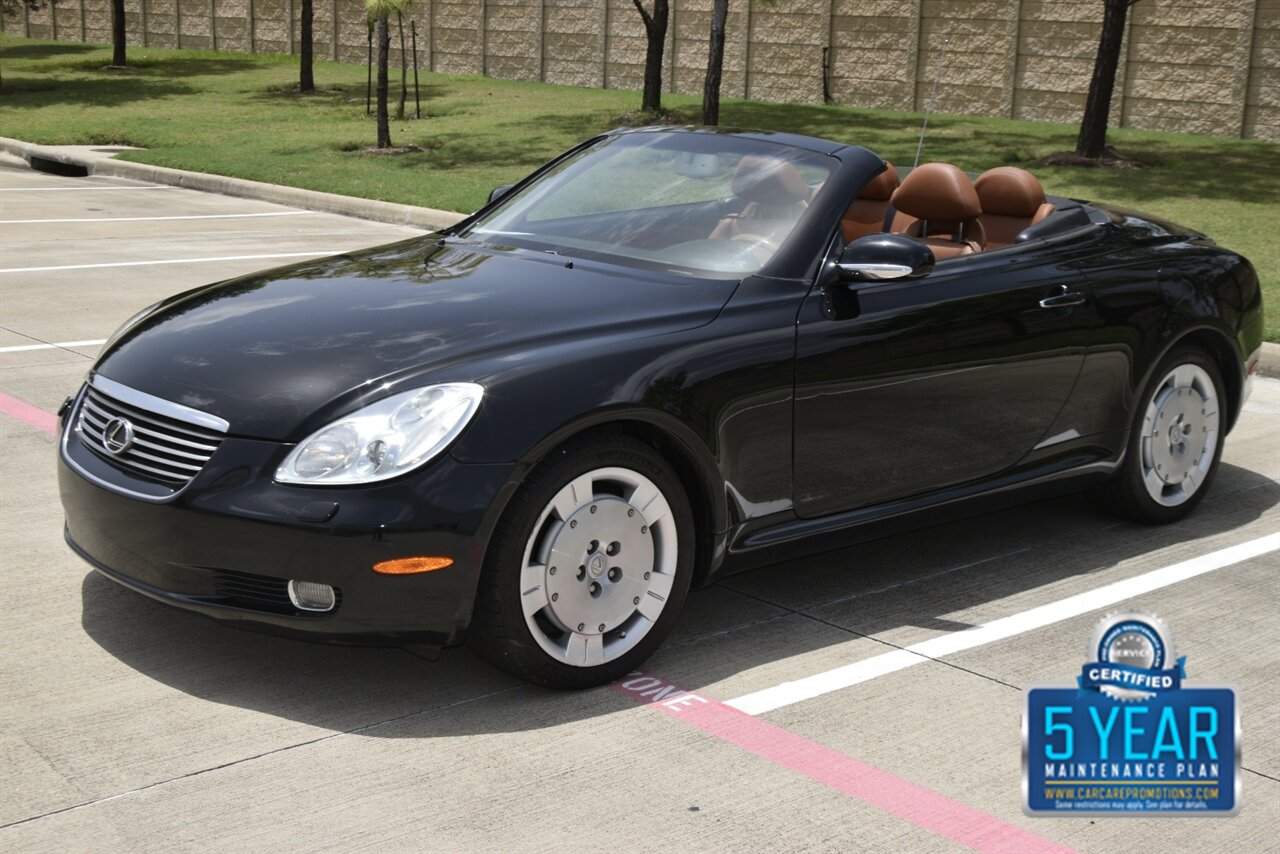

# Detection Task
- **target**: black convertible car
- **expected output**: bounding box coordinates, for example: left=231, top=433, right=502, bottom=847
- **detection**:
left=58, top=127, right=1264, bottom=687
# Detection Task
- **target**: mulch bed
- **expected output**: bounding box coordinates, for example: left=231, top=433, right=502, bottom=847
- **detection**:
left=358, top=144, right=424, bottom=156
left=1034, top=146, right=1148, bottom=169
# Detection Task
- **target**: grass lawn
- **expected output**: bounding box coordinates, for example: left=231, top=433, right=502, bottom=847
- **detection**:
left=2, top=36, right=1277, bottom=339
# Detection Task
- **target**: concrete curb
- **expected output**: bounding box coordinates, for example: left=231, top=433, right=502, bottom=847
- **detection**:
left=0, top=136, right=467, bottom=232
left=1260, top=342, right=1280, bottom=379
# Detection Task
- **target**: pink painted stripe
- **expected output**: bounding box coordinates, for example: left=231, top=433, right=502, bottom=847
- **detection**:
left=615, top=672, right=1076, bottom=854
left=0, top=393, right=58, bottom=435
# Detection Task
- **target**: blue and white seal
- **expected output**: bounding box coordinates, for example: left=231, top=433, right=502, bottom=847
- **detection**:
left=1082, top=611, right=1184, bottom=701
left=1025, top=610, right=1239, bottom=815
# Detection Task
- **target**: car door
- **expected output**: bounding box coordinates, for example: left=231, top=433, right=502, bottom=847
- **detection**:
left=792, top=241, right=1099, bottom=519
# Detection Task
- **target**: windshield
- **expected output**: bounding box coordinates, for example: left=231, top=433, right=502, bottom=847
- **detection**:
left=461, top=132, right=835, bottom=276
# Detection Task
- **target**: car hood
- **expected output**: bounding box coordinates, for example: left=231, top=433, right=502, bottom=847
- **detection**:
left=94, top=238, right=736, bottom=441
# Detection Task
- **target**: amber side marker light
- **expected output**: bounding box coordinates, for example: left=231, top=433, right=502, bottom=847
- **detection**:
left=373, top=556, right=455, bottom=575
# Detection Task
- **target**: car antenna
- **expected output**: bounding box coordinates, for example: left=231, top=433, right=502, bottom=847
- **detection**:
left=912, top=38, right=950, bottom=169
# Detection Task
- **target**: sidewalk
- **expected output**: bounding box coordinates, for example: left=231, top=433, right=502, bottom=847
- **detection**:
left=0, top=136, right=465, bottom=232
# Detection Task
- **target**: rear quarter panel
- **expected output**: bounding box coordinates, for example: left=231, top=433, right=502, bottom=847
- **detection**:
left=1071, top=214, right=1261, bottom=436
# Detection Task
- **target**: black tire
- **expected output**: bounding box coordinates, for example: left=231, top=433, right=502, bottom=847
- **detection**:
left=1094, top=346, right=1226, bottom=524
left=468, top=434, right=695, bottom=688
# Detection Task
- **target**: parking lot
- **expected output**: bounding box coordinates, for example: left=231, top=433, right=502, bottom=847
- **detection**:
left=1, top=156, right=1277, bottom=852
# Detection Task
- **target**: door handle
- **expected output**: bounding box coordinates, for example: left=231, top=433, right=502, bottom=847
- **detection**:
left=1039, top=287, right=1087, bottom=309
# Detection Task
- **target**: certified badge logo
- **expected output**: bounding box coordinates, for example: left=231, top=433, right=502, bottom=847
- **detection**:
left=1085, top=612, right=1182, bottom=701
left=1023, top=611, right=1240, bottom=815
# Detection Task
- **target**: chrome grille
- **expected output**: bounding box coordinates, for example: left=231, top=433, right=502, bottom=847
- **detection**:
left=77, top=384, right=226, bottom=486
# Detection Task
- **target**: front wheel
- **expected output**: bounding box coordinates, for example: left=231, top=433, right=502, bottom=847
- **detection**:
left=1095, top=347, right=1225, bottom=524
left=469, top=436, right=694, bottom=688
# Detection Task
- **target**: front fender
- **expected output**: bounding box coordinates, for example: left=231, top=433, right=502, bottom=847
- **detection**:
left=451, top=278, right=807, bottom=570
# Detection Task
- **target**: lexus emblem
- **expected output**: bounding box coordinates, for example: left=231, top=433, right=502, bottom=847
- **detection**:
left=102, top=417, right=135, bottom=455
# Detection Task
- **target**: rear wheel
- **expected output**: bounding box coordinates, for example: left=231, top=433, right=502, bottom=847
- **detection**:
left=469, top=436, right=694, bottom=688
left=1096, top=347, right=1225, bottom=524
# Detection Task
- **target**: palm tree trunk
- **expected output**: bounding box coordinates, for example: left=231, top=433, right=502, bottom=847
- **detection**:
left=376, top=11, right=392, bottom=148
left=300, top=0, right=315, bottom=92
left=396, top=11, right=407, bottom=121
left=111, top=0, right=127, bottom=66
left=701, top=0, right=727, bottom=126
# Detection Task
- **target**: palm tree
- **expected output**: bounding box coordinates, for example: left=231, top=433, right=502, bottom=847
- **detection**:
left=366, top=0, right=416, bottom=147
left=366, top=0, right=396, bottom=147
left=396, top=10, right=408, bottom=120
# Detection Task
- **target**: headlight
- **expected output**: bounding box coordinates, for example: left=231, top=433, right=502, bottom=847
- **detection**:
left=275, top=383, right=484, bottom=485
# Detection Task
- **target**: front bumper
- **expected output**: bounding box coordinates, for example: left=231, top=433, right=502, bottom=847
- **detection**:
left=59, top=417, right=517, bottom=646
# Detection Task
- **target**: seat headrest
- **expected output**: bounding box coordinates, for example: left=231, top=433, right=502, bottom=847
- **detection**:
left=857, top=161, right=899, bottom=201
left=890, top=163, right=981, bottom=222
left=975, top=166, right=1046, bottom=217
left=731, top=155, right=810, bottom=204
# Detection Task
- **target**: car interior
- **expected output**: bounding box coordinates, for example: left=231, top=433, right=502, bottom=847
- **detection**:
left=839, top=161, right=1070, bottom=257
left=707, top=155, right=1091, bottom=265
left=708, top=154, right=814, bottom=246
left=473, top=146, right=1094, bottom=275
left=838, top=162, right=1069, bottom=259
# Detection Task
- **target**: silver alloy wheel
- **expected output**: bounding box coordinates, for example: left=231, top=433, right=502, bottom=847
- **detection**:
left=518, top=466, right=678, bottom=667
left=1139, top=363, right=1219, bottom=507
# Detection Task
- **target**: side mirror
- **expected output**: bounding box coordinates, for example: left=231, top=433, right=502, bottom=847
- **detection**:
left=488, top=184, right=515, bottom=204
left=837, top=233, right=935, bottom=281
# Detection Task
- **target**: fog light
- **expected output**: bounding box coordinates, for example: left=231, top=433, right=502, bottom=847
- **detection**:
left=288, top=580, right=337, bottom=612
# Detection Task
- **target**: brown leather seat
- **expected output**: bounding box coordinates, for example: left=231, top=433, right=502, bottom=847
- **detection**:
left=890, top=162, right=985, bottom=260
left=841, top=161, right=900, bottom=242
left=974, top=166, right=1055, bottom=247
left=710, top=155, right=810, bottom=242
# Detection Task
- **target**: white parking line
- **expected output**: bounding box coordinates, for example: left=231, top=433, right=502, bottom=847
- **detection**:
left=1, top=251, right=331, bottom=274
left=1, top=211, right=314, bottom=224
left=724, top=532, right=1280, bottom=716
left=0, top=186, right=175, bottom=192
left=0, top=339, right=107, bottom=354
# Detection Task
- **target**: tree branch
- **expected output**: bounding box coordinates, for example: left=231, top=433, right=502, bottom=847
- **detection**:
left=631, top=0, right=653, bottom=28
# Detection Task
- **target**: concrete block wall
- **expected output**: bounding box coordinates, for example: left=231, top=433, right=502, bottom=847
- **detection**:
left=1015, top=1, right=1100, bottom=124
left=746, top=0, right=824, bottom=104
left=3, top=0, right=1276, bottom=141
left=542, top=0, right=604, bottom=87
left=1120, top=0, right=1253, bottom=136
left=829, top=0, right=915, bottom=111
left=603, top=0, right=647, bottom=92
left=485, top=0, right=540, bottom=81
left=1250, top=1, right=1279, bottom=140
